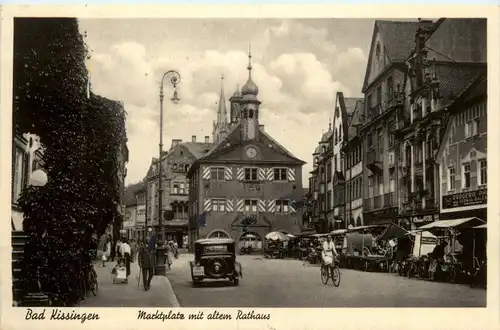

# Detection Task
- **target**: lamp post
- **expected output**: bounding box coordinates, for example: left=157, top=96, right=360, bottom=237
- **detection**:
left=155, top=70, right=181, bottom=276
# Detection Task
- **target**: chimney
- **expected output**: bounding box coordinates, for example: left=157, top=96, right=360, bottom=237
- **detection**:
left=204, top=136, right=210, bottom=143
left=171, top=139, right=182, bottom=149
left=259, top=125, right=265, bottom=132
left=191, top=135, right=197, bottom=143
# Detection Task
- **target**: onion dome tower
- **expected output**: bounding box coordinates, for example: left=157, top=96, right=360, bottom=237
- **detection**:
left=240, top=45, right=261, bottom=142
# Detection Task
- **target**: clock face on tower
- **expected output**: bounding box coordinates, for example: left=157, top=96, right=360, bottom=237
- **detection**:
left=245, top=147, right=257, bottom=159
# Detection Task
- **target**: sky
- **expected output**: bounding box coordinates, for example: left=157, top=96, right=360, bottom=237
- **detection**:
left=78, top=18, right=375, bottom=187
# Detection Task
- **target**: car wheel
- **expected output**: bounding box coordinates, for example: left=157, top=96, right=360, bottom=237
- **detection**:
left=233, top=277, right=239, bottom=286
left=206, top=258, right=229, bottom=278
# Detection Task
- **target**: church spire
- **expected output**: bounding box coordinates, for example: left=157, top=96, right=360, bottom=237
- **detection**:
left=247, top=44, right=252, bottom=78
left=217, top=73, right=228, bottom=125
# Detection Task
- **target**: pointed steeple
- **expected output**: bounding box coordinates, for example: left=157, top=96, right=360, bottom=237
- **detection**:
left=217, top=74, right=228, bottom=125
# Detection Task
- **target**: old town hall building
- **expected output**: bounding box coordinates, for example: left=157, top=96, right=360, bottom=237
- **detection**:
left=187, top=49, right=306, bottom=251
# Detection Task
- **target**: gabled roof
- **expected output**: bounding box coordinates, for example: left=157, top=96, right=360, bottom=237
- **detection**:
left=424, top=18, right=486, bottom=64
left=376, top=21, right=421, bottom=61
left=123, top=181, right=146, bottom=206
left=362, top=20, right=420, bottom=92
left=146, top=141, right=215, bottom=177
left=181, top=142, right=214, bottom=159
left=337, top=92, right=363, bottom=140
left=347, top=99, right=364, bottom=142
left=435, top=73, right=486, bottom=162
left=199, top=123, right=304, bottom=164
left=434, top=63, right=486, bottom=104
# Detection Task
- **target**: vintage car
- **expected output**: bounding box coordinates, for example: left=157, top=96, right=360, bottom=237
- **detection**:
left=190, top=238, right=243, bottom=287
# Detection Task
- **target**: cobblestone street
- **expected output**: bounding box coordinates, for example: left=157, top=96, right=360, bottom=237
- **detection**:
left=167, top=253, right=486, bottom=307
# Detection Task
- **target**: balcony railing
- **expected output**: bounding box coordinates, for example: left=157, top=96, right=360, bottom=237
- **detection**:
left=374, top=195, right=382, bottom=209
left=367, top=149, right=381, bottom=164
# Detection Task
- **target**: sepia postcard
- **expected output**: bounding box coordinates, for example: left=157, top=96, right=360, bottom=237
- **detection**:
left=0, top=4, right=499, bottom=330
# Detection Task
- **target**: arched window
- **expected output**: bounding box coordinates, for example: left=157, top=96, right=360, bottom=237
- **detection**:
left=314, top=157, right=318, bottom=166
left=173, top=163, right=178, bottom=171
left=356, top=216, right=362, bottom=227
left=208, top=230, right=230, bottom=239
left=184, top=164, right=189, bottom=172
left=376, top=42, right=381, bottom=59
left=322, top=146, right=326, bottom=154
left=339, top=124, right=342, bottom=140
left=334, top=129, right=338, bottom=144
left=243, top=109, right=248, bottom=119
left=249, top=109, right=254, bottom=119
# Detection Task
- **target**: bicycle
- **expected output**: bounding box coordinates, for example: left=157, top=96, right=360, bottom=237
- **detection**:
left=87, top=265, right=98, bottom=296
left=320, top=257, right=340, bottom=287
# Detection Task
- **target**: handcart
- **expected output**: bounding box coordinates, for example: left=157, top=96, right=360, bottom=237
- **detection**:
left=111, top=257, right=128, bottom=284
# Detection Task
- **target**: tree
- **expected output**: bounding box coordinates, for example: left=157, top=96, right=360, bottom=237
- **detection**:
left=14, top=18, right=126, bottom=306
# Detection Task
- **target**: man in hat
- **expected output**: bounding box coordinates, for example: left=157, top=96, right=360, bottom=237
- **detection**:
left=138, top=241, right=155, bottom=291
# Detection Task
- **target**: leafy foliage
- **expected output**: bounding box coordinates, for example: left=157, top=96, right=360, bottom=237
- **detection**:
left=14, top=18, right=126, bottom=306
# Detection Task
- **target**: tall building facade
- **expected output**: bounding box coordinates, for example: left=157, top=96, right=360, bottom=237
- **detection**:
left=395, top=18, right=487, bottom=229
left=145, top=136, right=213, bottom=243
left=187, top=50, right=306, bottom=251
left=337, top=95, right=364, bottom=228
left=360, top=20, right=418, bottom=225
left=309, top=126, right=333, bottom=232
left=333, top=92, right=363, bottom=229
left=436, top=75, right=487, bottom=221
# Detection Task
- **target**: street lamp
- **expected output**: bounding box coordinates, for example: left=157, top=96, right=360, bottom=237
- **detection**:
left=156, top=70, right=181, bottom=276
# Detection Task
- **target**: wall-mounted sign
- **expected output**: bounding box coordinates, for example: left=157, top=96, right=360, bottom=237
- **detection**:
left=421, top=237, right=437, bottom=245
left=442, top=189, right=487, bottom=209
left=411, top=215, right=437, bottom=224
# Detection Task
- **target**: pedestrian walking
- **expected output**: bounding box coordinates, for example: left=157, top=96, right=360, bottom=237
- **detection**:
left=115, top=239, right=123, bottom=260
left=173, top=240, right=179, bottom=259
left=165, top=242, right=174, bottom=270
left=120, top=239, right=131, bottom=283
left=138, top=242, right=155, bottom=291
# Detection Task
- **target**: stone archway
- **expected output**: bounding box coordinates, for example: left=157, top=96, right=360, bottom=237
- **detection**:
left=238, top=231, right=263, bottom=250
left=207, top=229, right=231, bottom=239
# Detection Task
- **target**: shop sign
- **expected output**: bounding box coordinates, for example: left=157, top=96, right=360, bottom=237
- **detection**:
left=411, top=215, right=437, bottom=224
left=421, top=237, right=437, bottom=245
left=442, top=189, right=487, bottom=209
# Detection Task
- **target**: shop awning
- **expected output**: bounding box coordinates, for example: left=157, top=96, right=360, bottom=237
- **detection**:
left=418, top=217, right=485, bottom=230
left=164, top=219, right=188, bottom=228
left=347, top=224, right=387, bottom=232
left=376, top=222, right=410, bottom=241
left=474, top=224, right=487, bottom=229
left=330, top=229, right=348, bottom=235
